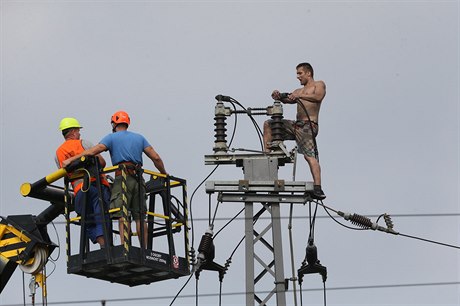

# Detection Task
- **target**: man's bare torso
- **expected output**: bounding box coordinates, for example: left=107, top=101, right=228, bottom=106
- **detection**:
left=293, top=80, right=325, bottom=123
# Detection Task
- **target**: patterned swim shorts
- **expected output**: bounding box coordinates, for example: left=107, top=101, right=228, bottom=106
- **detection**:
left=272, top=119, right=319, bottom=157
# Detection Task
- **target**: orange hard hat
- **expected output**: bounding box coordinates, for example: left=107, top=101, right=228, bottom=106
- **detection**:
left=111, top=111, right=130, bottom=126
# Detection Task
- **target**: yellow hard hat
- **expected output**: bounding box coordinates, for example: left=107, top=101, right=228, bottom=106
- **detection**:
left=59, top=117, right=82, bottom=131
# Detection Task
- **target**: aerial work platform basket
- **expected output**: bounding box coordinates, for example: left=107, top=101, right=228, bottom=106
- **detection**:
left=20, top=157, right=191, bottom=286
left=67, top=244, right=189, bottom=286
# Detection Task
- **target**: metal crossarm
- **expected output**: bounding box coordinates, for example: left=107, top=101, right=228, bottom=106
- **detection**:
left=206, top=180, right=313, bottom=193
left=206, top=180, right=314, bottom=204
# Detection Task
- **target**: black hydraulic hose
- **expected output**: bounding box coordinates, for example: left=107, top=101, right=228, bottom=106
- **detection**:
left=228, top=98, right=264, bottom=151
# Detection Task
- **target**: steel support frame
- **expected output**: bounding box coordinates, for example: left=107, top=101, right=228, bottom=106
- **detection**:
left=207, top=156, right=312, bottom=306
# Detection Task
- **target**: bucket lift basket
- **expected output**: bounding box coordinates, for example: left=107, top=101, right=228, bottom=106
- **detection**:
left=65, top=159, right=190, bottom=286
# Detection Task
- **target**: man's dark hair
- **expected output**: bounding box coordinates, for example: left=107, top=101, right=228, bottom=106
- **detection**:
left=62, top=128, right=72, bottom=137
left=296, top=62, right=314, bottom=77
left=112, top=122, right=129, bottom=132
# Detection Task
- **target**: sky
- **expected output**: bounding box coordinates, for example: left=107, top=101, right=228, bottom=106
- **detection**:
left=0, top=0, right=459, bottom=305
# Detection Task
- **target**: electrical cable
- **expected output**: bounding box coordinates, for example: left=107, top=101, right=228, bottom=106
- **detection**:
left=188, top=164, right=219, bottom=251
left=319, top=202, right=460, bottom=249
left=323, top=281, right=327, bottom=306
left=168, top=273, right=194, bottom=306
left=207, top=193, right=212, bottom=225
left=230, top=99, right=264, bottom=149
left=195, top=277, right=198, bottom=306
left=213, top=207, right=245, bottom=239
left=211, top=206, right=263, bottom=304
left=44, top=211, right=460, bottom=225
left=185, top=96, right=268, bottom=302
left=208, top=205, right=460, bottom=250
left=229, top=235, right=246, bottom=259
left=92, top=227, right=460, bottom=298
left=172, top=100, right=240, bottom=305
left=375, top=213, right=385, bottom=224
left=216, top=236, right=246, bottom=305
left=308, top=201, right=319, bottom=241
left=188, top=99, right=238, bottom=248
left=299, top=282, right=303, bottom=306
left=9, top=91, right=460, bottom=306
left=48, top=221, right=60, bottom=262
left=46, top=208, right=460, bottom=250
left=227, top=97, right=264, bottom=150
left=299, top=200, right=327, bottom=305
left=212, top=210, right=262, bottom=304
left=11, top=96, right=269, bottom=306
left=219, top=280, right=223, bottom=306
left=22, top=271, right=26, bottom=306
left=211, top=200, right=221, bottom=227
left=6, top=281, right=459, bottom=306
left=45, top=260, right=57, bottom=279
left=397, top=232, right=460, bottom=250
left=13, top=91, right=460, bottom=306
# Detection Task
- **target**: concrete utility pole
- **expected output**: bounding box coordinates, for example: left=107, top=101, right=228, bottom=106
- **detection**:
left=205, top=98, right=313, bottom=305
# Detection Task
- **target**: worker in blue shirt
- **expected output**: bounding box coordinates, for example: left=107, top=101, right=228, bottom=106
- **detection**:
left=64, top=111, right=167, bottom=247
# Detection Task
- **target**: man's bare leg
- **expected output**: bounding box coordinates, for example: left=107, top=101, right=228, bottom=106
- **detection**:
left=135, top=220, right=148, bottom=248
left=96, top=236, right=105, bottom=248
left=304, top=155, right=326, bottom=199
left=304, top=155, right=321, bottom=185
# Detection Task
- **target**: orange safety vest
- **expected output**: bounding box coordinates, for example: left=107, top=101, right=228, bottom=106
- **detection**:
left=56, top=139, right=109, bottom=193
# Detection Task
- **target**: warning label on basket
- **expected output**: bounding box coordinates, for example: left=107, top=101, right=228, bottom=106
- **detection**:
left=172, top=255, right=179, bottom=269
left=145, top=251, right=167, bottom=265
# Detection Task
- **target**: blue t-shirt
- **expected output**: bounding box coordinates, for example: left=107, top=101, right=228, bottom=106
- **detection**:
left=100, top=130, right=151, bottom=165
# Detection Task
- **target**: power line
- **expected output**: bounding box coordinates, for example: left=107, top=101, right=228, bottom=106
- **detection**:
left=37, top=210, right=460, bottom=251
left=40, top=212, right=460, bottom=225
left=4, top=281, right=459, bottom=306
left=398, top=232, right=460, bottom=249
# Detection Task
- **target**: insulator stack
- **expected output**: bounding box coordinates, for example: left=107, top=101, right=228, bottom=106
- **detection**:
left=213, top=102, right=231, bottom=154
left=219, top=258, right=232, bottom=282
left=384, top=214, right=394, bottom=229
left=349, top=213, right=374, bottom=229
left=224, top=258, right=231, bottom=272
left=198, top=230, right=214, bottom=259
left=305, top=240, right=318, bottom=266
left=189, top=247, right=197, bottom=266
left=214, top=115, right=227, bottom=150
left=268, top=101, right=284, bottom=143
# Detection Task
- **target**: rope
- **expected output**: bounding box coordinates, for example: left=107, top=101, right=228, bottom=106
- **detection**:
left=78, top=168, right=92, bottom=193
left=120, top=165, right=130, bottom=252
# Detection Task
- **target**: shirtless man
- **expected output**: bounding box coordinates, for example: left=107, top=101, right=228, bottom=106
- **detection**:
left=263, top=62, right=326, bottom=199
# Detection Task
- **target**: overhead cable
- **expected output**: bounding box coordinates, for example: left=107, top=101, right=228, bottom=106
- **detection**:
left=4, top=281, right=459, bottom=306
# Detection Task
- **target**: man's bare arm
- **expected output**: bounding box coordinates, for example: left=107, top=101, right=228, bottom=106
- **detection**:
left=290, top=81, right=326, bottom=103
left=62, top=143, right=108, bottom=167
left=272, top=90, right=296, bottom=104
left=144, top=146, right=167, bottom=174
left=96, top=154, right=107, bottom=168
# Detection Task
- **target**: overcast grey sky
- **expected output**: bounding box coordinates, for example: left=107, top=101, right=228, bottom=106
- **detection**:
left=1, top=1, right=459, bottom=305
